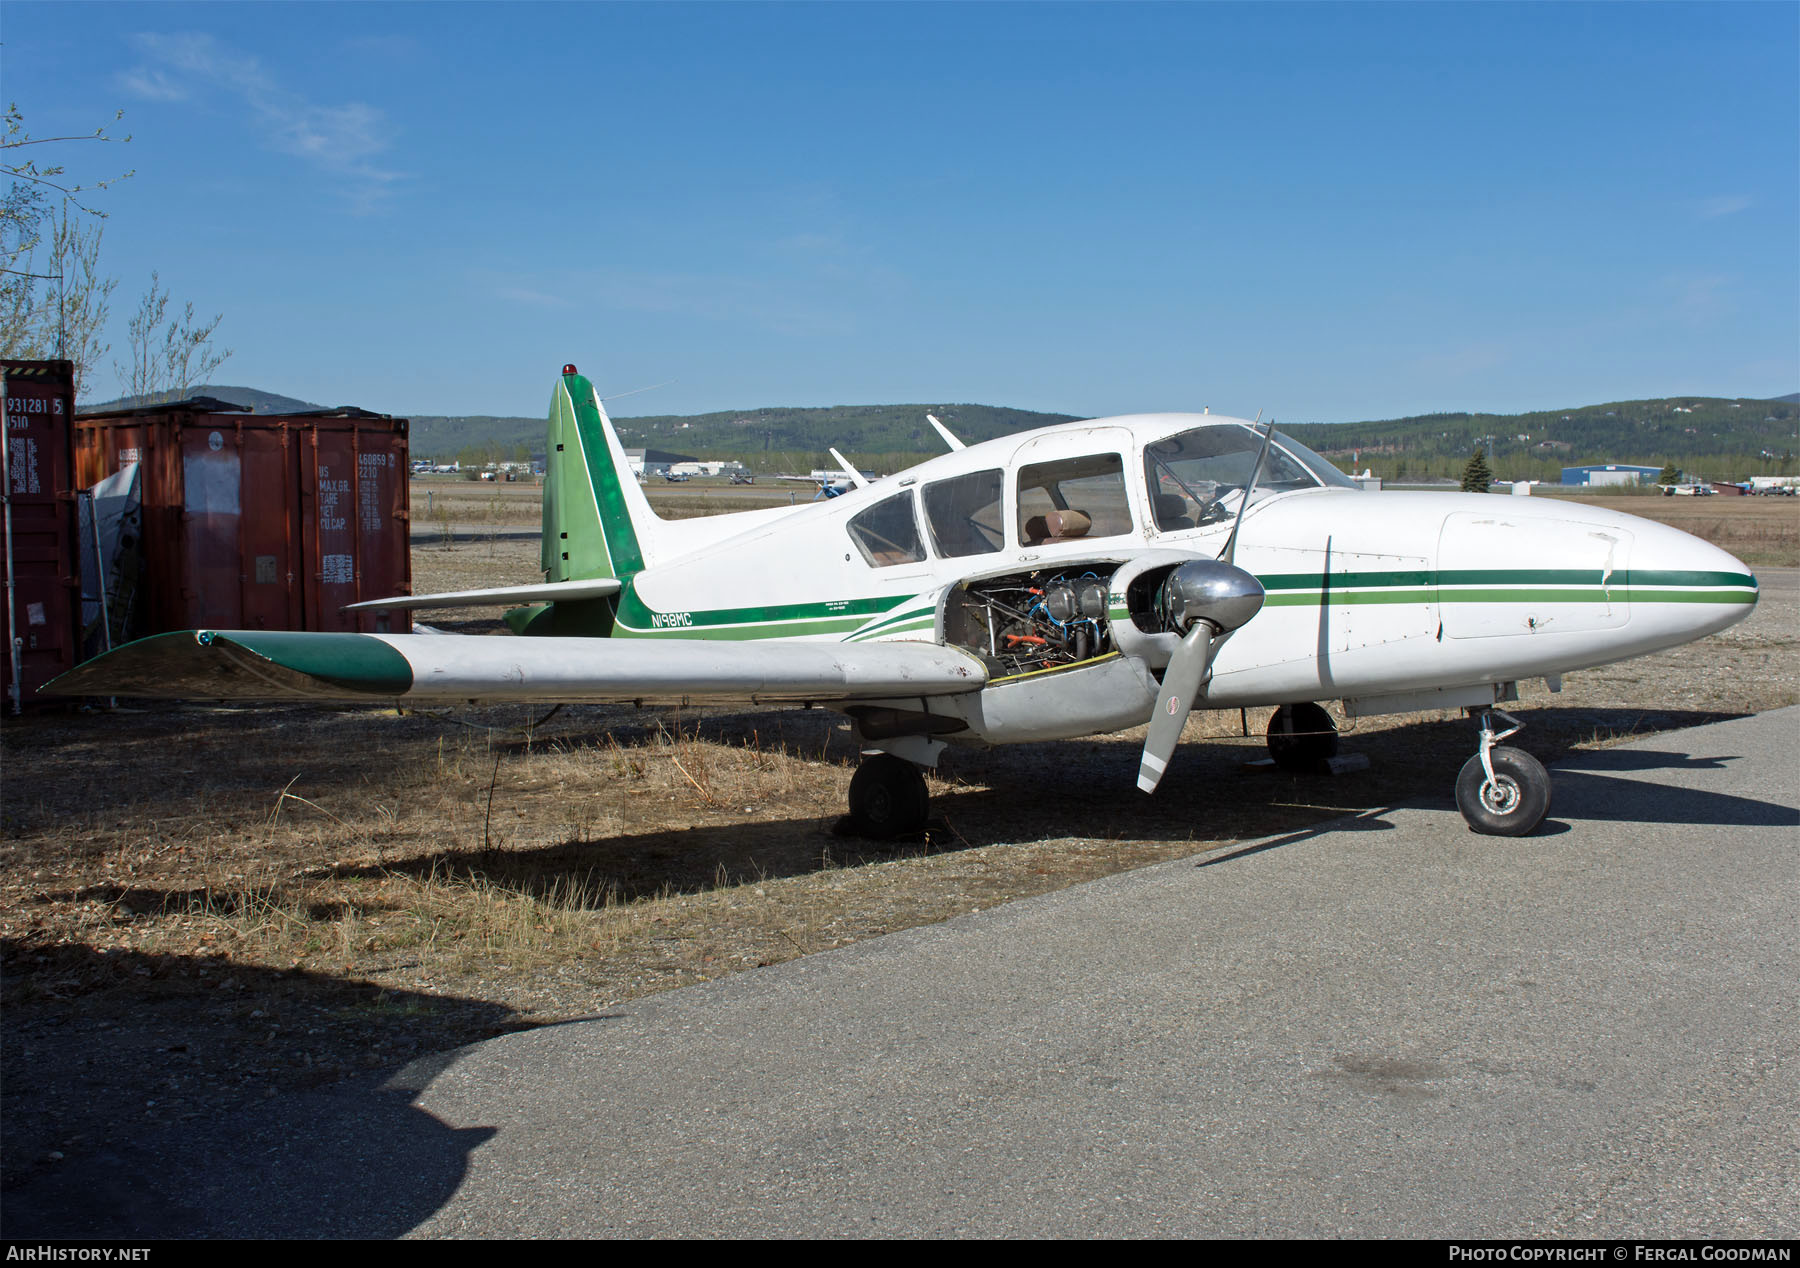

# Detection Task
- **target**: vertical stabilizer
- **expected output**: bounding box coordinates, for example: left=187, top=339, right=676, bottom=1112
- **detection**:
left=541, top=368, right=666, bottom=583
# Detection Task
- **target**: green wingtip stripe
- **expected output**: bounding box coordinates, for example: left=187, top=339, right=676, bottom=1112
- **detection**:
left=210, top=632, right=415, bottom=693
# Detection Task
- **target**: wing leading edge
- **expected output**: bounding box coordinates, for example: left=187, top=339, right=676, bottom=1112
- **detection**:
left=43, top=630, right=988, bottom=705
left=343, top=578, right=623, bottom=612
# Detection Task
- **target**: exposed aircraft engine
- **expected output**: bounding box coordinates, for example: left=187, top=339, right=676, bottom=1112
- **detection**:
left=946, top=568, right=1117, bottom=677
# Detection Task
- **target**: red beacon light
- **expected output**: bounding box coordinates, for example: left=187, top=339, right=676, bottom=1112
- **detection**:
left=562, top=364, right=579, bottom=375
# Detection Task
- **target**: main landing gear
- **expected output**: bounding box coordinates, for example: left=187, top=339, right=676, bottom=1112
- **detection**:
left=846, top=754, right=930, bottom=839
left=1455, top=709, right=1551, bottom=836
left=1266, top=702, right=1339, bottom=771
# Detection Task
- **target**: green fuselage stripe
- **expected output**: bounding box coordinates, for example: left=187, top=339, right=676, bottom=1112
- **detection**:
left=1260, top=567, right=1753, bottom=592
left=596, top=567, right=1756, bottom=642
left=612, top=583, right=912, bottom=639
left=1266, top=587, right=1754, bottom=608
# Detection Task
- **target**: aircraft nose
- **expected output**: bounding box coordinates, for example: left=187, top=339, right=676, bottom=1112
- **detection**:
left=1631, top=516, right=1758, bottom=640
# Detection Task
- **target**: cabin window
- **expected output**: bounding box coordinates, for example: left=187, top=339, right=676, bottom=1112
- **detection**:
left=1016, top=453, right=1133, bottom=545
left=847, top=492, right=927, bottom=567
left=922, top=469, right=1005, bottom=558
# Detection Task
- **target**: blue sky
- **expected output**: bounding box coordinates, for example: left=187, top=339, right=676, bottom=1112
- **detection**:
left=6, top=1, right=1796, bottom=422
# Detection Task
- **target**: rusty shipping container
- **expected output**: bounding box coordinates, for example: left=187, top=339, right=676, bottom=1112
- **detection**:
left=2, top=361, right=80, bottom=712
left=74, top=400, right=411, bottom=637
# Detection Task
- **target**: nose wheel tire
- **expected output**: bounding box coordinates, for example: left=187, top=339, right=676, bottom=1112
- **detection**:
left=1455, top=746, right=1550, bottom=836
left=1267, top=702, right=1339, bottom=771
left=847, top=754, right=930, bottom=839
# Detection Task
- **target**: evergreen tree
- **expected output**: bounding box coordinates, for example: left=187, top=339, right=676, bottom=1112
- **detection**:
left=1657, top=462, right=1681, bottom=486
left=1461, top=446, right=1493, bottom=493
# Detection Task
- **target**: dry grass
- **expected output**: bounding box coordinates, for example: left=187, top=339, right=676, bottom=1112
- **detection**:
left=410, top=476, right=803, bottom=530
left=1544, top=490, right=1799, bottom=567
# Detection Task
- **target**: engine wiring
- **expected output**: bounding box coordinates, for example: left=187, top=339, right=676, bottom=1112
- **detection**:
left=957, top=568, right=1114, bottom=677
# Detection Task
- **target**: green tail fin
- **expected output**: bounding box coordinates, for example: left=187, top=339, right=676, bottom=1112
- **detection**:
left=542, top=369, right=649, bottom=584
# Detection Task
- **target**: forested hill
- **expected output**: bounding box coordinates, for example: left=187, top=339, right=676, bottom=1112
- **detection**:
left=407, top=403, right=1078, bottom=468
left=1278, top=395, right=1798, bottom=482
left=612, top=403, right=1078, bottom=456
left=131, top=388, right=1795, bottom=481
left=412, top=394, right=1795, bottom=480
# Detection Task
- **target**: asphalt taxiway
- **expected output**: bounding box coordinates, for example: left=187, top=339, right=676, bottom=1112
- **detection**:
left=407, top=707, right=1800, bottom=1237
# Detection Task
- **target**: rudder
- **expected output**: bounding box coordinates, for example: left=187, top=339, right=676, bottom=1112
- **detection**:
left=542, top=366, right=663, bottom=583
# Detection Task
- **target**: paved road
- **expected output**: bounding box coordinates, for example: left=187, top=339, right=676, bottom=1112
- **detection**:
left=7, top=710, right=1795, bottom=1238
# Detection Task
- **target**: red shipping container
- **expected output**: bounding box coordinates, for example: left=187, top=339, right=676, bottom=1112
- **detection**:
left=74, top=400, right=411, bottom=637
left=2, top=361, right=80, bottom=713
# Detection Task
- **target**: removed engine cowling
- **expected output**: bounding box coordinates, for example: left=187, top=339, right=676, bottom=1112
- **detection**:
left=943, top=567, right=1117, bottom=678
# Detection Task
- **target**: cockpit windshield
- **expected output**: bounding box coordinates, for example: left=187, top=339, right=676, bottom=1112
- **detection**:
left=1144, top=424, right=1357, bottom=530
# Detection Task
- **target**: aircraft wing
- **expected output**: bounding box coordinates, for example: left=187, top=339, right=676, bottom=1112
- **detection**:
left=43, top=630, right=988, bottom=705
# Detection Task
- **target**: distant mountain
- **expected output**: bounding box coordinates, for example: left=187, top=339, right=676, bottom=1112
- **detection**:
left=1279, top=395, right=1798, bottom=483
left=408, top=414, right=544, bottom=459
left=614, top=403, right=1078, bottom=457
left=1777, top=393, right=1800, bottom=404
left=410, top=396, right=1795, bottom=480
left=82, top=384, right=325, bottom=414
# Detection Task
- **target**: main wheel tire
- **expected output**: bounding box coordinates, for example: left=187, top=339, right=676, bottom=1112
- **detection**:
left=847, top=755, right=930, bottom=839
left=1267, top=702, right=1339, bottom=771
left=1455, top=746, right=1551, bottom=836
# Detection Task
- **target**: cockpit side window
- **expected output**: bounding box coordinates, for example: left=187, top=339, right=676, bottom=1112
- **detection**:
left=1016, top=453, right=1133, bottom=545
left=1145, top=425, right=1332, bottom=530
left=922, top=469, right=1005, bottom=558
left=847, top=491, right=927, bottom=567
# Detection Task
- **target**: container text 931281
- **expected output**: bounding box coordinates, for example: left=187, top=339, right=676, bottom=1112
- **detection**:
left=2, top=360, right=79, bottom=712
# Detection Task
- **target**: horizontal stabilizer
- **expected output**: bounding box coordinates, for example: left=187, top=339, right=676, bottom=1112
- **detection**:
left=344, top=578, right=623, bottom=612
left=45, top=630, right=988, bottom=705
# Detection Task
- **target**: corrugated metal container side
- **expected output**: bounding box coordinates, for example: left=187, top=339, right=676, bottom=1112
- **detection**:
left=3, top=361, right=80, bottom=712
left=74, top=403, right=411, bottom=637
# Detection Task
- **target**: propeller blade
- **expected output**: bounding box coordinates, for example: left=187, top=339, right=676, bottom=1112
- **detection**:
left=1135, top=557, right=1267, bottom=794
left=1137, top=622, right=1218, bottom=793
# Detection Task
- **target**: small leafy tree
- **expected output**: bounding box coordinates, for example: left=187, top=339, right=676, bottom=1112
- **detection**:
left=1460, top=446, right=1493, bottom=493
left=113, top=270, right=232, bottom=404
left=2, top=105, right=131, bottom=395
left=1657, top=462, right=1681, bottom=486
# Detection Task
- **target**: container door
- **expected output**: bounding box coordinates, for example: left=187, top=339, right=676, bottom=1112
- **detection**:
left=178, top=423, right=246, bottom=629
left=238, top=424, right=301, bottom=630
left=304, top=428, right=361, bottom=630
left=349, top=430, right=408, bottom=633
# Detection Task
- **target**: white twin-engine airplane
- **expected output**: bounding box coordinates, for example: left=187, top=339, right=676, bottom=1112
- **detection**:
left=51, top=366, right=1759, bottom=838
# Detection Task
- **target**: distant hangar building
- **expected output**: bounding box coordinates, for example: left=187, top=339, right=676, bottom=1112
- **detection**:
left=1561, top=464, right=1661, bottom=488
left=623, top=448, right=696, bottom=478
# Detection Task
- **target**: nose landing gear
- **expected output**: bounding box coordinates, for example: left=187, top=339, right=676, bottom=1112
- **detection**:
left=1455, top=709, right=1551, bottom=836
